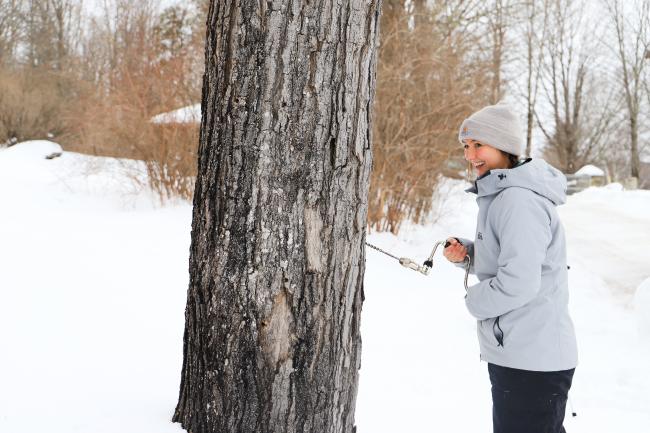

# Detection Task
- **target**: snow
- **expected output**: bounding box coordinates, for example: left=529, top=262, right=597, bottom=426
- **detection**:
left=1, top=142, right=649, bottom=432
left=150, top=104, right=201, bottom=124
left=1, top=139, right=62, bottom=160
left=634, top=278, right=650, bottom=339
left=575, top=164, right=605, bottom=177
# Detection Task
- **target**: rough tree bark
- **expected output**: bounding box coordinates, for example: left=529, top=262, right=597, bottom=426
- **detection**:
left=173, top=1, right=382, bottom=432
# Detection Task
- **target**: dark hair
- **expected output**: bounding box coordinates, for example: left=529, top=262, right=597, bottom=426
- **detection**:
left=501, top=151, right=519, bottom=168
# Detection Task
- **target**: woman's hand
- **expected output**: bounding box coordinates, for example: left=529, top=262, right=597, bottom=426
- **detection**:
left=443, top=237, right=467, bottom=263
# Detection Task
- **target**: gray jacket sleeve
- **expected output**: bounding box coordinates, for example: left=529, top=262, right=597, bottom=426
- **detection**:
left=453, top=237, right=475, bottom=275
left=464, top=189, right=552, bottom=320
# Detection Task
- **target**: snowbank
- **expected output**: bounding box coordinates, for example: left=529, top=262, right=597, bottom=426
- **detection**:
left=0, top=139, right=62, bottom=161
left=603, top=182, right=623, bottom=191
left=0, top=140, right=163, bottom=211
left=634, top=277, right=650, bottom=339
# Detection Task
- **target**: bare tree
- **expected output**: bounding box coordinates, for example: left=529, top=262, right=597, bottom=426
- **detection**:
left=368, top=0, right=492, bottom=233
left=521, top=0, right=550, bottom=157
left=23, top=0, right=81, bottom=70
left=605, top=0, right=649, bottom=180
left=485, top=0, right=517, bottom=104
left=77, top=1, right=146, bottom=90
left=100, top=0, right=157, bottom=86
left=173, top=1, right=382, bottom=432
left=78, top=0, right=200, bottom=99
left=153, top=6, right=193, bottom=59
left=0, top=0, right=22, bottom=66
left=537, top=0, right=617, bottom=173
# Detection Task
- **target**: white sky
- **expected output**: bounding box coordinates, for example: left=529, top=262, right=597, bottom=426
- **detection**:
left=82, top=0, right=182, bottom=17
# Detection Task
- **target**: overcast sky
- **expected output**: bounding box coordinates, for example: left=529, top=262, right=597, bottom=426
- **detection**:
left=82, top=0, right=182, bottom=17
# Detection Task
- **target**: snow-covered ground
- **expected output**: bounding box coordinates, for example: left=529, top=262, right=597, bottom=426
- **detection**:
left=1, top=141, right=649, bottom=432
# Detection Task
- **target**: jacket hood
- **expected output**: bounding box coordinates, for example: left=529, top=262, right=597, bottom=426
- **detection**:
left=466, top=158, right=567, bottom=205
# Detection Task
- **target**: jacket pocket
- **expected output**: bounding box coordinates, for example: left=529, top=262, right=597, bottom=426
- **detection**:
left=493, top=316, right=504, bottom=347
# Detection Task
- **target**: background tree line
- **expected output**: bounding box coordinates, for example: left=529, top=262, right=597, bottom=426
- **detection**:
left=0, top=0, right=206, bottom=200
left=1, top=0, right=648, bottom=231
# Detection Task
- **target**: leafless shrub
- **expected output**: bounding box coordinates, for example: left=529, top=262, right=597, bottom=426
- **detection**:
left=368, top=1, right=493, bottom=233
left=0, top=67, right=80, bottom=142
left=64, top=61, right=199, bottom=201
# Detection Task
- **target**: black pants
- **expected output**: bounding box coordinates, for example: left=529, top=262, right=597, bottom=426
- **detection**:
left=488, top=363, right=575, bottom=433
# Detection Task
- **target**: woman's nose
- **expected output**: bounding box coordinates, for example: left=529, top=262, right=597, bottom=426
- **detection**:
left=464, top=146, right=475, bottom=160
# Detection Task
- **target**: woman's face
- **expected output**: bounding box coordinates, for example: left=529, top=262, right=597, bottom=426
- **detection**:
left=463, top=139, right=510, bottom=177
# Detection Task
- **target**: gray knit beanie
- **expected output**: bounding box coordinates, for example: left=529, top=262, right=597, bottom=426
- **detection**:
left=458, top=103, right=524, bottom=157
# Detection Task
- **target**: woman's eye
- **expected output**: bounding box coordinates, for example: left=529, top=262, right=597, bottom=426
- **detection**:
left=475, top=142, right=482, bottom=147
left=463, top=144, right=468, bottom=149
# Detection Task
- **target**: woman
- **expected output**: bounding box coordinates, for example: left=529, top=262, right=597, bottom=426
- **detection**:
left=443, top=103, right=578, bottom=433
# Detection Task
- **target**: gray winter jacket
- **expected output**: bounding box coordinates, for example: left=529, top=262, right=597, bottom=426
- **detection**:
left=458, top=158, right=578, bottom=372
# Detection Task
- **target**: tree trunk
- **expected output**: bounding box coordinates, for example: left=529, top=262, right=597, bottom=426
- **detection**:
left=173, top=1, right=382, bottom=432
left=630, top=115, right=640, bottom=179
left=525, top=105, right=533, bottom=158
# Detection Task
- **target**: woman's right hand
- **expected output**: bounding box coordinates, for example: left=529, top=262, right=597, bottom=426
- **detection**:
left=443, top=237, right=467, bottom=263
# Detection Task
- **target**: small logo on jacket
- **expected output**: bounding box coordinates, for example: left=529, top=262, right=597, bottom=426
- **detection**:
left=498, top=173, right=507, bottom=180
left=477, top=232, right=483, bottom=240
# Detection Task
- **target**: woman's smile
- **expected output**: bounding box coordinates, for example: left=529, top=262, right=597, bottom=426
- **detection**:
left=463, top=139, right=510, bottom=176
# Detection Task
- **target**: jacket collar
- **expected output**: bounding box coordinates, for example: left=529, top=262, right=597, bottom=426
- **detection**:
left=465, top=158, right=532, bottom=197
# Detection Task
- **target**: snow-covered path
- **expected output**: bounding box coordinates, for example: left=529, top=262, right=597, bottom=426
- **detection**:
left=1, top=142, right=649, bottom=433
left=560, top=188, right=650, bottom=296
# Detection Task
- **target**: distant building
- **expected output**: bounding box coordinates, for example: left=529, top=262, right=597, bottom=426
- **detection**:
left=566, top=164, right=606, bottom=195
